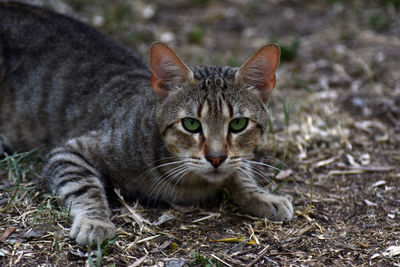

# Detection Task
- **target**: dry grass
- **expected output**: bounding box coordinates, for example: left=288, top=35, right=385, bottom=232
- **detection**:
left=1, top=0, right=400, bottom=266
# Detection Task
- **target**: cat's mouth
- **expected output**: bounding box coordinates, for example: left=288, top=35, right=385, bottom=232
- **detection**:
left=198, top=167, right=234, bottom=183
left=206, top=169, right=222, bottom=176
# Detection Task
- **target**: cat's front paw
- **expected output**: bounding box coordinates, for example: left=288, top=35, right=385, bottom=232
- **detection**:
left=250, top=194, right=293, bottom=222
left=70, top=216, right=116, bottom=245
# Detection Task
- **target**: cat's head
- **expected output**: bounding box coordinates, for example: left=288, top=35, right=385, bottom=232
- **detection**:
left=149, top=42, right=279, bottom=183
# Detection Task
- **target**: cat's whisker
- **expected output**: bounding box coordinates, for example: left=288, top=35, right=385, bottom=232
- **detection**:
left=231, top=154, right=254, bottom=160
left=245, top=159, right=307, bottom=196
left=147, top=156, right=191, bottom=166
left=237, top=167, right=255, bottom=183
left=128, top=159, right=188, bottom=188
left=147, top=164, right=189, bottom=202
left=186, top=161, right=205, bottom=168
left=161, top=167, right=190, bottom=201
left=146, top=159, right=188, bottom=173
left=147, top=165, right=187, bottom=199
left=244, top=159, right=285, bottom=173
left=226, top=154, right=254, bottom=166
left=241, top=162, right=277, bottom=189
left=152, top=166, right=189, bottom=202
left=227, top=160, right=241, bottom=166
left=168, top=166, right=196, bottom=200
left=256, top=155, right=292, bottom=169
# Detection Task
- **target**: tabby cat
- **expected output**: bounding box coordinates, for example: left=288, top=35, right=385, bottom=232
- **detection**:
left=0, top=2, right=293, bottom=245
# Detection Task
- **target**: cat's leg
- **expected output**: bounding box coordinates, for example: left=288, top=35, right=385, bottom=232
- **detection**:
left=44, top=139, right=115, bottom=245
left=226, top=174, right=293, bottom=221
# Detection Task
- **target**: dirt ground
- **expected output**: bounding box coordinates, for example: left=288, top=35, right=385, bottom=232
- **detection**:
left=1, top=0, right=400, bottom=266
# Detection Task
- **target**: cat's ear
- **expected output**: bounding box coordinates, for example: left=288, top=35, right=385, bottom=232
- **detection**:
left=149, top=42, right=194, bottom=100
left=235, top=43, right=280, bottom=102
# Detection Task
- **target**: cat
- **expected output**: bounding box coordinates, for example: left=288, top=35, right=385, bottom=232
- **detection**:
left=0, top=2, right=293, bottom=245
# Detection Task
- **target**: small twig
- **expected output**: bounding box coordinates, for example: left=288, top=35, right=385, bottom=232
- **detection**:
left=228, top=247, right=258, bottom=257
left=136, top=234, right=160, bottom=244
left=328, top=166, right=396, bottom=175
left=245, top=245, right=270, bottom=267
left=193, top=212, right=220, bottom=223
left=0, top=227, right=16, bottom=242
left=223, top=253, right=246, bottom=266
left=345, top=210, right=359, bottom=221
left=211, top=253, right=233, bottom=267
left=128, top=255, right=147, bottom=267
left=150, top=240, right=172, bottom=253
left=114, top=188, right=150, bottom=230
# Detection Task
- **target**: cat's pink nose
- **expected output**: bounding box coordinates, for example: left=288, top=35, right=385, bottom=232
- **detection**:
left=205, top=154, right=227, bottom=168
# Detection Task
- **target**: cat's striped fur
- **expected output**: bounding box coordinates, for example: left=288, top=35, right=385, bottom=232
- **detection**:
left=0, top=2, right=293, bottom=245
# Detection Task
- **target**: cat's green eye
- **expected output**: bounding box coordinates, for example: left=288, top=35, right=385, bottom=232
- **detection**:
left=182, top=118, right=201, bottom=133
left=229, top=118, right=248, bottom=133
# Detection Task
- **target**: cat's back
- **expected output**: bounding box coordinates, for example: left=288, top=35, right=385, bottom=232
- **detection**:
left=0, top=2, right=152, bottom=150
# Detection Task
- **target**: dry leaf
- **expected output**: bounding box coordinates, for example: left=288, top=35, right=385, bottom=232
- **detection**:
left=212, top=236, right=258, bottom=246
left=151, top=212, right=175, bottom=226
left=114, top=189, right=150, bottom=230
left=275, top=169, right=293, bottom=180
left=382, top=246, right=400, bottom=257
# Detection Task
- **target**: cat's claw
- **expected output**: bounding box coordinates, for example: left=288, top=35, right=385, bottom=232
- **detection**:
left=269, top=195, right=293, bottom=222
left=70, top=216, right=116, bottom=245
left=251, top=194, right=293, bottom=222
